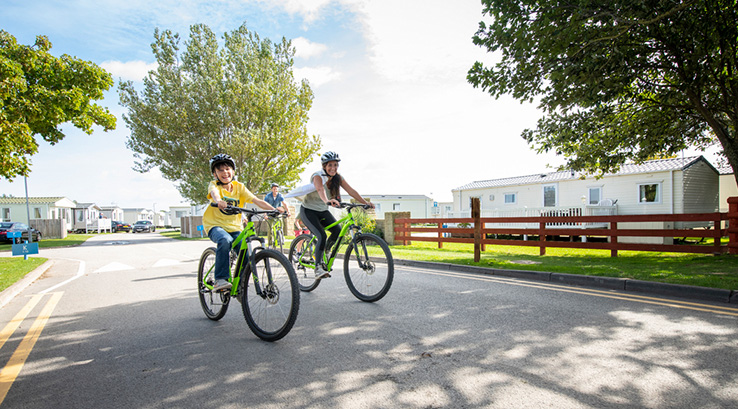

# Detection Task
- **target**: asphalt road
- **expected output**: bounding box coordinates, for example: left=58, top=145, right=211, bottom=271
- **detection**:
left=1, top=233, right=737, bottom=408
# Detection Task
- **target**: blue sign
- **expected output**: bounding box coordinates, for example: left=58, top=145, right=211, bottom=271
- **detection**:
left=12, top=242, right=39, bottom=256
left=6, top=231, right=21, bottom=238
left=197, top=225, right=204, bottom=231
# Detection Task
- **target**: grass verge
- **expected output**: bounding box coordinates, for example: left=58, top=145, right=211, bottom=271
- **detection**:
left=389, top=242, right=738, bottom=290
left=0, top=257, right=46, bottom=292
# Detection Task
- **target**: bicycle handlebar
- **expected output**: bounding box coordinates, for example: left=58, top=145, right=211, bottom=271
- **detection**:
left=336, top=202, right=373, bottom=210
left=210, top=203, right=282, bottom=218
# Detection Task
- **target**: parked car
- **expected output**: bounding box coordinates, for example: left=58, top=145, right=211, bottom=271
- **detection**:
left=132, top=220, right=156, bottom=233
left=0, top=222, right=42, bottom=243
left=111, top=221, right=131, bottom=233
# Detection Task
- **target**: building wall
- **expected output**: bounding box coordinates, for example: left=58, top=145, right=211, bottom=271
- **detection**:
left=719, top=173, right=738, bottom=212
left=454, top=169, right=713, bottom=217
left=682, top=161, right=719, bottom=214
left=365, top=196, right=435, bottom=219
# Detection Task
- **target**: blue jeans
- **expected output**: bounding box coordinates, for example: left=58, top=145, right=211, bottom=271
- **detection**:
left=208, top=227, right=243, bottom=280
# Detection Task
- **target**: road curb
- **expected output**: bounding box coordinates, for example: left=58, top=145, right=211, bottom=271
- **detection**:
left=394, top=259, right=737, bottom=304
left=0, top=260, right=54, bottom=308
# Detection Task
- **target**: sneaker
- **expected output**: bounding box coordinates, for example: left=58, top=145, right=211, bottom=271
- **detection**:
left=314, top=263, right=331, bottom=279
left=213, top=279, right=232, bottom=291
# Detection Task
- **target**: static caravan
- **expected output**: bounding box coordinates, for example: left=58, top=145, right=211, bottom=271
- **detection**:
left=0, top=196, right=76, bottom=236
left=363, top=195, right=436, bottom=219
left=452, top=156, right=719, bottom=244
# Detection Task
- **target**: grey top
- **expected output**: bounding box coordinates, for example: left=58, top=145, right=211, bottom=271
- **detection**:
left=302, top=171, right=331, bottom=212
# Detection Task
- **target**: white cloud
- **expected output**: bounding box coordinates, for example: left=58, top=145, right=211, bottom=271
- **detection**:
left=100, top=60, right=157, bottom=82
left=351, top=0, right=488, bottom=83
left=269, top=0, right=335, bottom=23
left=292, top=37, right=328, bottom=59
left=293, top=66, right=342, bottom=87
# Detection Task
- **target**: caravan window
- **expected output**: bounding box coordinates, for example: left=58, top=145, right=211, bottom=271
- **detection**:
left=638, top=183, right=661, bottom=203
left=543, top=184, right=558, bottom=207
left=588, top=187, right=602, bottom=205
left=2, top=208, right=9, bottom=222
left=504, top=193, right=517, bottom=204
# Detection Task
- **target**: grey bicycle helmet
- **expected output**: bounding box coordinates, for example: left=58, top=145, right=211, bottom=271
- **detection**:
left=321, top=151, right=341, bottom=164
left=210, top=154, right=235, bottom=173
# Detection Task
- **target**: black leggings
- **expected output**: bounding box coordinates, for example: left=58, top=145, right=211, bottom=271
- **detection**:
left=300, top=207, right=341, bottom=265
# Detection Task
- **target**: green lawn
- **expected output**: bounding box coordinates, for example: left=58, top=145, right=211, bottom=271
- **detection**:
left=388, top=242, right=738, bottom=290
left=2, top=232, right=737, bottom=293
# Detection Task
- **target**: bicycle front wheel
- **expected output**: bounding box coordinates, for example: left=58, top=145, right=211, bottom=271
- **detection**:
left=241, top=249, right=300, bottom=341
left=198, top=247, right=230, bottom=320
left=276, top=230, right=285, bottom=254
left=344, top=233, right=394, bottom=302
left=288, top=234, right=321, bottom=292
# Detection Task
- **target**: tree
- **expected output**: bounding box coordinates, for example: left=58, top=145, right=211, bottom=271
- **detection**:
left=468, top=0, right=738, bottom=182
left=118, top=23, right=320, bottom=204
left=0, top=30, right=116, bottom=180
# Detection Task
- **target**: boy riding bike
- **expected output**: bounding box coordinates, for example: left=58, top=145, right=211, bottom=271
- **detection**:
left=204, top=154, right=282, bottom=291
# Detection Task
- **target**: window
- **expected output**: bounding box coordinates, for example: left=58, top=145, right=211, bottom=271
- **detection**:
left=543, top=184, right=558, bottom=207
left=588, top=187, right=602, bottom=205
left=34, top=207, right=42, bottom=219
left=392, top=203, right=401, bottom=211
left=2, top=208, right=9, bottom=222
left=639, top=183, right=661, bottom=203
left=504, top=193, right=517, bottom=204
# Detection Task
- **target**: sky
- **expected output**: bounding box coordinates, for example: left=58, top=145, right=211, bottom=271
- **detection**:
left=0, top=0, right=715, bottom=209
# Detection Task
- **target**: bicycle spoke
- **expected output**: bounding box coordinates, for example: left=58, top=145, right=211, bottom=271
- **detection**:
left=198, top=247, right=230, bottom=320
left=344, top=234, right=394, bottom=302
left=242, top=250, right=300, bottom=341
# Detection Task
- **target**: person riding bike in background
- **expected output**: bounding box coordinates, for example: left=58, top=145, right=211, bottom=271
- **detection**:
left=264, top=183, right=290, bottom=246
left=204, top=154, right=281, bottom=291
left=299, top=151, right=374, bottom=279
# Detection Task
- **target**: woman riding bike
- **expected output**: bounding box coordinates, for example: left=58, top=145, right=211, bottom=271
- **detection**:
left=299, top=151, right=374, bottom=279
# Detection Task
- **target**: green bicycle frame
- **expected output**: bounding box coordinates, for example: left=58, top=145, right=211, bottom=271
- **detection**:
left=202, top=218, right=267, bottom=297
left=296, top=207, right=364, bottom=271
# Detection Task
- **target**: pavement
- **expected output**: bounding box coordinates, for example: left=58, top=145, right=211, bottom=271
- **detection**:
left=2, top=256, right=737, bottom=310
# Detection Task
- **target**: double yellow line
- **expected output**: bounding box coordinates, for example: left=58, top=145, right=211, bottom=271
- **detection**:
left=0, top=292, right=63, bottom=404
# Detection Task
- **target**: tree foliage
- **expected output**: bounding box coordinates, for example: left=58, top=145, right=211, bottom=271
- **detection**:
left=0, top=30, right=116, bottom=180
left=118, top=23, right=320, bottom=204
left=468, top=0, right=738, bottom=180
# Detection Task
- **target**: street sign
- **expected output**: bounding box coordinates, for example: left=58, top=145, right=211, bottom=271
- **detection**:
left=7, top=231, right=21, bottom=238
left=12, top=242, right=39, bottom=256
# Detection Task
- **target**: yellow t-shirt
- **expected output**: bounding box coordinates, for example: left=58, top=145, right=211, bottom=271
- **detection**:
left=203, top=180, right=256, bottom=233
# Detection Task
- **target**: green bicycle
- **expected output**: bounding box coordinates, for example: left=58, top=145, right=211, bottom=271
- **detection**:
left=198, top=204, right=300, bottom=342
left=288, top=202, right=394, bottom=302
left=265, top=212, right=287, bottom=254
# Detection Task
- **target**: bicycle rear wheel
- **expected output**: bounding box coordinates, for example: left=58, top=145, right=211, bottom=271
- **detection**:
left=198, top=247, right=230, bottom=320
left=241, top=249, right=300, bottom=341
left=343, top=233, right=394, bottom=302
left=288, top=234, right=321, bottom=292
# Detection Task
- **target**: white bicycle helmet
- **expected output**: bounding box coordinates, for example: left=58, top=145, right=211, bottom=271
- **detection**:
left=321, top=151, right=341, bottom=164
left=210, top=154, right=235, bottom=173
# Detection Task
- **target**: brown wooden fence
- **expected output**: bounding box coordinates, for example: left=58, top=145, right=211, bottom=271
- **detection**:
left=394, top=197, right=738, bottom=261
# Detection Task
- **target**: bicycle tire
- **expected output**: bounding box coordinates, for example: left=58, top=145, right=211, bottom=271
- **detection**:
left=197, top=247, right=230, bottom=320
left=241, top=249, right=300, bottom=341
left=276, top=230, right=285, bottom=254
left=343, top=233, right=394, bottom=302
left=288, top=234, right=321, bottom=292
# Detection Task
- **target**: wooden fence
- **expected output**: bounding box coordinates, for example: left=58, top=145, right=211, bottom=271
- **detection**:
left=393, top=197, right=738, bottom=261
